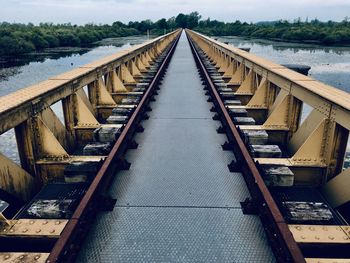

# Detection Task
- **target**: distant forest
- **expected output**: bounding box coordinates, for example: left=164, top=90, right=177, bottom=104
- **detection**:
left=1, top=12, right=350, bottom=56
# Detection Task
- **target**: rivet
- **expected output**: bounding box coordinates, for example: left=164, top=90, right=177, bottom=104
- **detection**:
left=9, top=229, right=14, bottom=233
left=329, top=235, right=335, bottom=240
left=34, top=255, right=41, bottom=260
left=309, top=226, right=315, bottom=231
left=301, top=235, right=306, bottom=239
left=19, top=255, right=25, bottom=259
left=36, top=229, right=41, bottom=233
left=50, top=229, right=56, bottom=234
left=296, top=226, right=302, bottom=231
left=43, top=220, right=48, bottom=225
left=29, top=220, right=35, bottom=225
left=4, top=255, right=10, bottom=259
left=315, top=236, right=320, bottom=240
left=22, top=228, right=28, bottom=233
left=55, top=221, right=61, bottom=225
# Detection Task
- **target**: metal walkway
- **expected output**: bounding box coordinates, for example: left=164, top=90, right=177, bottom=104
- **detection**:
left=77, top=32, right=275, bottom=262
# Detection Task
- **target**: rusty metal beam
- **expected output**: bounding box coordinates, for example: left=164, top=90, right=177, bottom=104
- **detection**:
left=46, top=30, right=181, bottom=263
left=187, top=29, right=305, bottom=263
left=189, top=30, right=350, bottom=128
left=0, top=30, right=181, bottom=135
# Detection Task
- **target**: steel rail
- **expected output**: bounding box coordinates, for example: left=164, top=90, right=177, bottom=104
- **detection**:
left=47, top=30, right=182, bottom=263
left=186, top=30, right=305, bottom=263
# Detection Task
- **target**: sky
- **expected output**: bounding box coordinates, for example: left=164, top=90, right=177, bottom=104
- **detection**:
left=0, top=0, right=349, bottom=24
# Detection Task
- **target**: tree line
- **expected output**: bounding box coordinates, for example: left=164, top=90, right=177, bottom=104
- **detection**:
left=1, top=12, right=349, bottom=56
left=196, top=17, right=350, bottom=45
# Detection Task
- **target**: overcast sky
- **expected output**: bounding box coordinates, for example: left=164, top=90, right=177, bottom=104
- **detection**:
left=0, top=0, right=349, bottom=24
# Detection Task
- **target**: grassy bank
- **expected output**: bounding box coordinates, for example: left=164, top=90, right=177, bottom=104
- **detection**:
left=0, top=22, right=141, bottom=56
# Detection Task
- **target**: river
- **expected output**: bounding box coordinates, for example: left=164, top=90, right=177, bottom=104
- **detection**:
left=1, top=34, right=349, bottom=163
left=217, top=36, right=350, bottom=155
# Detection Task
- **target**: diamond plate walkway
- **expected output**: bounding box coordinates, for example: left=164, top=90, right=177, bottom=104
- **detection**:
left=77, top=32, right=275, bottom=262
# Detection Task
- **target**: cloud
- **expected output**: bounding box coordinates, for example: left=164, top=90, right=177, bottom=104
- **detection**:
left=0, top=0, right=347, bottom=24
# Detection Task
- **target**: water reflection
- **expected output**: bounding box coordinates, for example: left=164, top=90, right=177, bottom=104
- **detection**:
left=1, top=34, right=350, bottom=163
left=0, top=35, right=149, bottom=97
left=216, top=35, right=350, bottom=92
left=215, top=36, right=349, bottom=55
left=0, top=35, right=149, bottom=163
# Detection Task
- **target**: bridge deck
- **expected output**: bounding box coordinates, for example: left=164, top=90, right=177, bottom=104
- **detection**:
left=77, top=32, right=275, bottom=262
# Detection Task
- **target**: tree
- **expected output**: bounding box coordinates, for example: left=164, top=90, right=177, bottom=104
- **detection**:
left=167, top=17, right=176, bottom=30
left=175, top=13, right=187, bottom=28
left=156, top=18, right=168, bottom=30
left=187, top=12, right=201, bottom=29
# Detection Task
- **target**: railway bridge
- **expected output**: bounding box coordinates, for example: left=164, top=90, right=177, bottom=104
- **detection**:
left=0, top=29, right=350, bottom=263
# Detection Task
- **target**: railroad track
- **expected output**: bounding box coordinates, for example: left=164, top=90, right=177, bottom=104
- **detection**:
left=0, top=30, right=181, bottom=263
left=48, top=31, right=181, bottom=263
left=187, top=30, right=350, bottom=263
left=1, top=28, right=350, bottom=263
left=187, top=30, right=304, bottom=263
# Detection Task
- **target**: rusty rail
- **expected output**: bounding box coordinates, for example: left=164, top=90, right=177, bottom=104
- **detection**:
left=47, top=30, right=181, bottom=263
left=186, top=30, right=305, bottom=262
left=0, top=29, right=180, bottom=203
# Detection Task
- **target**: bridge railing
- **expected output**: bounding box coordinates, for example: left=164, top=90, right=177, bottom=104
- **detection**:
left=187, top=29, right=350, bottom=211
left=0, top=30, right=180, bottom=201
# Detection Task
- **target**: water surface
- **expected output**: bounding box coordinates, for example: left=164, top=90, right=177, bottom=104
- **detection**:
left=1, top=35, right=350, bottom=163
left=0, top=35, right=150, bottom=163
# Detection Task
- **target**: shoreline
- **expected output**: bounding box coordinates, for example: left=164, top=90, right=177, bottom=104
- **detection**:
left=210, top=35, right=350, bottom=48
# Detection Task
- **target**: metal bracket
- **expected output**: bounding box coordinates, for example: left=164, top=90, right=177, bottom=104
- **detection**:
left=240, top=198, right=259, bottom=215
left=228, top=159, right=241, bottom=172
left=128, top=140, right=139, bottom=150
left=288, top=225, right=350, bottom=244
left=117, top=159, right=131, bottom=171
left=0, top=219, right=67, bottom=237
left=221, top=141, right=234, bottom=151
left=0, top=253, right=49, bottom=263
left=212, top=113, right=220, bottom=120
left=216, top=126, right=226, bottom=134
left=136, top=124, right=144, bottom=133
left=97, top=195, right=117, bottom=212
